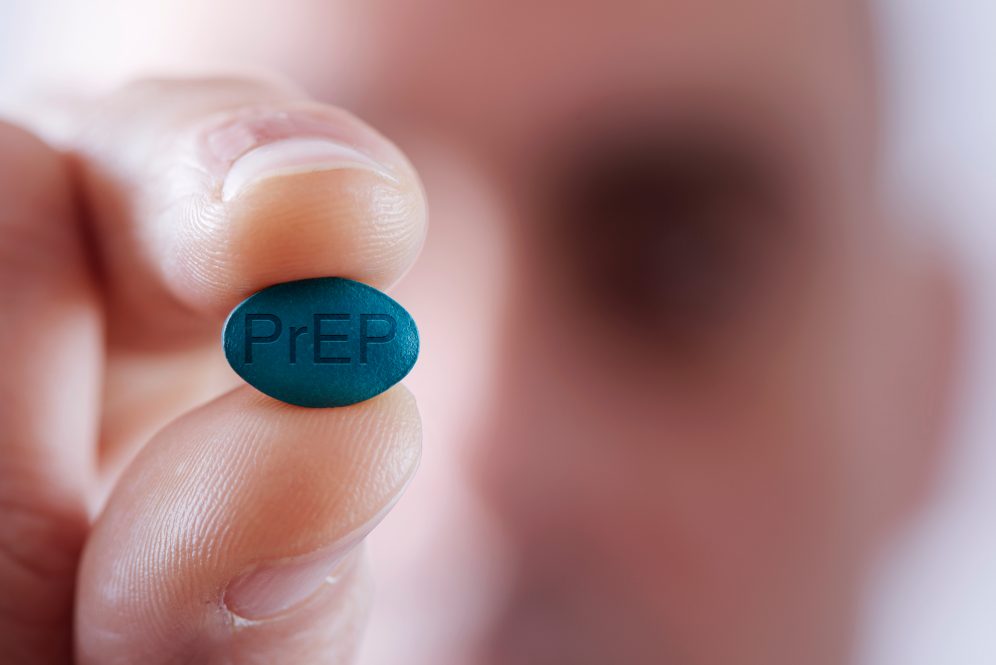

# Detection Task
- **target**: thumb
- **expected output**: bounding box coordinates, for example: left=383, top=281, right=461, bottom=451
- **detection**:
left=76, top=386, right=421, bottom=664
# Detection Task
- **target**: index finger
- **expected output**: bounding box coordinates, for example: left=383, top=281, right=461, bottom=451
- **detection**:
left=65, top=76, right=427, bottom=349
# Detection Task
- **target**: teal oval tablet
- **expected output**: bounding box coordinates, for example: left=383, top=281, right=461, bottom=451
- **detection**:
left=223, top=277, right=419, bottom=408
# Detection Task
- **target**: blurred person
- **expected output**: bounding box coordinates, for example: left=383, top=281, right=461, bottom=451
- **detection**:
left=0, top=1, right=962, bottom=665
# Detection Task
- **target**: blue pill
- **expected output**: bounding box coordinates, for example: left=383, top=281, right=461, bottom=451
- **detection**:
left=223, top=277, right=419, bottom=408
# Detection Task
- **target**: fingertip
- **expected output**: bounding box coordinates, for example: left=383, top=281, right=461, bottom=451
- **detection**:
left=181, top=102, right=427, bottom=310
left=70, top=80, right=428, bottom=346
left=77, top=384, right=421, bottom=662
left=186, top=163, right=426, bottom=315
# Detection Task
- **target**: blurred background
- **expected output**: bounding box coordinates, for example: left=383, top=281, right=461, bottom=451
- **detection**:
left=0, top=1, right=994, bottom=664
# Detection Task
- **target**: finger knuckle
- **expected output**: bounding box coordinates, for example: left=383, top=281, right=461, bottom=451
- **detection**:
left=0, top=496, right=86, bottom=625
left=0, top=123, right=78, bottom=277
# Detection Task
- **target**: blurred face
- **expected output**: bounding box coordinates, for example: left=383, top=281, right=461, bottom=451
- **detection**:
left=246, top=1, right=955, bottom=663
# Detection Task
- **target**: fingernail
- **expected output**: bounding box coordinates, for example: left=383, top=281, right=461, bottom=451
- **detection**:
left=222, top=476, right=413, bottom=621
left=221, top=137, right=396, bottom=202
left=224, top=531, right=365, bottom=620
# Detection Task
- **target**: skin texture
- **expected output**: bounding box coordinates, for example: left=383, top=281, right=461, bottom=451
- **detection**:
left=0, top=81, right=428, bottom=664
left=0, top=1, right=960, bottom=664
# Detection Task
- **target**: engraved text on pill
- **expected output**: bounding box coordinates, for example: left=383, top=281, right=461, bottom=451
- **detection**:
left=244, top=313, right=397, bottom=365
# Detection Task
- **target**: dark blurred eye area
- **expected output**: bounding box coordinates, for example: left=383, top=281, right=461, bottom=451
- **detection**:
left=550, top=127, right=791, bottom=343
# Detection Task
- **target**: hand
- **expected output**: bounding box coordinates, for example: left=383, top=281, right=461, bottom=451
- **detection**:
left=0, top=75, right=427, bottom=664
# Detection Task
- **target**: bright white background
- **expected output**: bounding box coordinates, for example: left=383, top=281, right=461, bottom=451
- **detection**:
left=861, top=2, right=996, bottom=664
